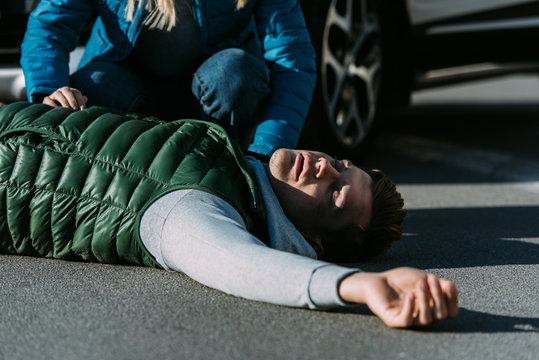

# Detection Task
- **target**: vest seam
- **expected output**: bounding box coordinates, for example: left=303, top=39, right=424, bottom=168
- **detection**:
left=0, top=183, right=138, bottom=215
left=3, top=140, right=170, bottom=189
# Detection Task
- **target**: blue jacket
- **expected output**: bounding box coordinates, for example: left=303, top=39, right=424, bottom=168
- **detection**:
left=21, top=0, right=316, bottom=155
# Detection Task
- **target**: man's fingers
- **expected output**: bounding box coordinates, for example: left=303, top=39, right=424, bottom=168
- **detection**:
left=441, top=279, right=459, bottom=318
left=381, top=292, right=415, bottom=328
left=428, top=274, right=448, bottom=320
left=416, top=280, right=432, bottom=325
left=397, top=293, right=415, bottom=328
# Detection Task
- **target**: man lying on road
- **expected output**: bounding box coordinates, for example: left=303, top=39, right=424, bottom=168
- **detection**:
left=0, top=102, right=458, bottom=328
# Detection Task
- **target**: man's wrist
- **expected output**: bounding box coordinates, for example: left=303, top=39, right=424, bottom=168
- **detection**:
left=338, top=272, right=372, bottom=304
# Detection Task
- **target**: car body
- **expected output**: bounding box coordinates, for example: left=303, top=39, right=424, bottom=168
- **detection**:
left=2, top=0, right=539, bottom=155
left=299, top=0, right=539, bottom=156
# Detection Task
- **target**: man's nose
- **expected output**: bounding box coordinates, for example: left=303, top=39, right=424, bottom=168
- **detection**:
left=316, top=158, right=340, bottom=181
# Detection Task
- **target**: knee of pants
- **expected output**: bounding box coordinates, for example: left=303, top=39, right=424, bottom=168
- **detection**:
left=70, top=60, right=149, bottom=113
left=192, top=48, right=270, bottom=120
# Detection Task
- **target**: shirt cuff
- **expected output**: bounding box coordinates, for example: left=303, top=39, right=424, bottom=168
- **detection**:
left=308, top=264, right=361, bottom=309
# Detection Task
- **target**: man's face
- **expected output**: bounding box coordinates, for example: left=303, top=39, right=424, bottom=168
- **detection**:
left=266, top=149, right=373, bottom=253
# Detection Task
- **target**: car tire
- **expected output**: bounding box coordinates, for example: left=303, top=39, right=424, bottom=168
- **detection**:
left=300, top=0, right=412, bottom=159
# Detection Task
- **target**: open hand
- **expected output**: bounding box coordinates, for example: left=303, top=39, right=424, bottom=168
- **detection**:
left=339, top=267, right=459, bottom=328
left=43, top=86, right=88, bottom=110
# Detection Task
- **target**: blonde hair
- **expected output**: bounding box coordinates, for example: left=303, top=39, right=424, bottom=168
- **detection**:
left=126, top=0, right=249, bottom=31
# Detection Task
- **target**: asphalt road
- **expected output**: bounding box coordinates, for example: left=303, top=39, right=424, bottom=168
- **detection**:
left=1, top=76, right=538, bottom=360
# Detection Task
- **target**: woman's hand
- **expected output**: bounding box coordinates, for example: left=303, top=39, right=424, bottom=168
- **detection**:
left=339, top=267, right=459, bottom=328
left=43, top=87, right=88, bottom=110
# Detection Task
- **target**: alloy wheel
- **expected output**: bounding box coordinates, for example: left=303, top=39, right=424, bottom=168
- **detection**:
left=321, top=0, right=381, bottom=148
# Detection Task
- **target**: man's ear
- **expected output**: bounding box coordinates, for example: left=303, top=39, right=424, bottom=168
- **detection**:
left=304, top=232, right=325, bottom=257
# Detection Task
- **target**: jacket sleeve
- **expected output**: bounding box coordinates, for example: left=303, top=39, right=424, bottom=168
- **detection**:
left=20, top=0, right=95, bottom=101
left=140, top=190, right=359, bottom=309
left=249, top=0, right=317, bottom=155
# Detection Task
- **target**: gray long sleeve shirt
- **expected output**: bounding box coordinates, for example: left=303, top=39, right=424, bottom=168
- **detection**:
left=139, top=159, right=360, bottom=309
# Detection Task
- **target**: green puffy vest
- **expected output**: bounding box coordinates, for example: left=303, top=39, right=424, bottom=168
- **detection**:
left=0, top=102, right=267, bottom=267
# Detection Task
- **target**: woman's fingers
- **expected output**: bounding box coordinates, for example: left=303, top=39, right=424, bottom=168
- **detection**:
left=72, top=90, right=88, bottom=110
left=43, top=87, right=87, bottom=110
left=43, top=95, right=60, bottom=107
left=45, top=91, right=69, bottom=108
left=61, top=88, right=79, bottom=109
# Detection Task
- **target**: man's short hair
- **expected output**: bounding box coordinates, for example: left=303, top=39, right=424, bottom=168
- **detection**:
left=320, top=169, right=407, bottom=263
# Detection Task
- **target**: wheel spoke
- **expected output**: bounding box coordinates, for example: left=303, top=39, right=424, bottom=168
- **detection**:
left=326, top=0, right=352, bottom=33
left=335, top=87, right=366, bottom=145
left=322, top=52, right=346, bottom=119
left=349, top=31, right=367, bottom=60
left=322, top=1, right=350, bottom=119
left=349, top=57, right=380, bottom=116
left=365, top=59, right=380, bottom=120
left=349, top=0, right=378, bottom=57
left=350, top=23, right=378, bottom=58
left=349, top=88, right=366, bottom=139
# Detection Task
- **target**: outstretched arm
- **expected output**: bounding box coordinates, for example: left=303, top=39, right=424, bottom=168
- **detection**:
left=338, top=267, right=459, bottom=328
left=140, top=189, right=357, bottom=309
left=140, top=189, right=458, bottom=327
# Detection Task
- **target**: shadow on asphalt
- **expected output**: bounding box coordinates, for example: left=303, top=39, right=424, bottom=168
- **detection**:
left=425, top=308, right=539, bottom=333
left=391, top=206, right=539, bottom=269
left=345, top=206, right=539, bottom=270
left=330, top=306, right=539, bottom=333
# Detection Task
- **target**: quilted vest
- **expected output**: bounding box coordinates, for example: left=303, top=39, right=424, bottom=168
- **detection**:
left=0, top=102, right=267, bottom=267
